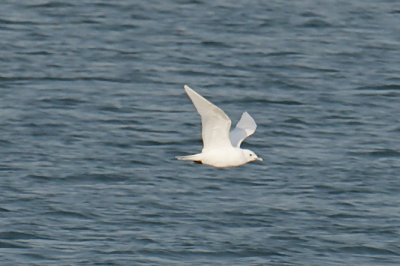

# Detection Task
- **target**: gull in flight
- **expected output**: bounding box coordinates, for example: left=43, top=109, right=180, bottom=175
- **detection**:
left=176, top=85, right=262, bottom=168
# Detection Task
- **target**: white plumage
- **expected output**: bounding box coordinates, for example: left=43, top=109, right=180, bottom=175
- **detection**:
left=176, top=85, right=262, bottom=168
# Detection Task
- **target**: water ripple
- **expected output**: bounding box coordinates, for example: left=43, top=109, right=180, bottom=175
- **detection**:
left=1, top=0, right=399, bottom=265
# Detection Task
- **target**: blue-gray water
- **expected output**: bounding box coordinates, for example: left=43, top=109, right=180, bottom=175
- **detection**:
left=1, top=1, right=400, bottom=265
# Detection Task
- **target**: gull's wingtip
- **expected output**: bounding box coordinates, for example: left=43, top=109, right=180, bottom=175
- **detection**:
left=237, top=111, right=257, bottom=130
left=242, top=111, right=254, bottom=120
left=184, top=85, right=197, bottom=97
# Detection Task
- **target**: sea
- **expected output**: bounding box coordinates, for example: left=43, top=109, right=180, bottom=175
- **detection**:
left=1, top=0, right=400, bottom=265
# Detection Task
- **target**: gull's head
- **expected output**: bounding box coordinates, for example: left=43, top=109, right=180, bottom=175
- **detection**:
left=242, top=149, right=263, bottom=163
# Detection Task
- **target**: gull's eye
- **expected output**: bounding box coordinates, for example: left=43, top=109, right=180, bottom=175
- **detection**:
left=250, top=154, right=252, bottom=156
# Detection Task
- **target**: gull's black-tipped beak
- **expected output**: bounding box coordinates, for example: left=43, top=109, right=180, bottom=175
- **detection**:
left=256, top=157, right=263, bottom=162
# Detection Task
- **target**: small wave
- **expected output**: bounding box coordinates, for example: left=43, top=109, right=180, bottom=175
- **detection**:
left=355, top=84, right=400, bottom=91
left=0, top=139, right=13, bottom=146
left=43, top=210, right=91, bottom=219
left=26, top=174, right=53, bottom=181
left=0, top=76, right=131, bottom=83
left=347, top=149, right=400, bottom=158
left=0, top=231, right=43, bottom=240
left=201, top=41, right=231, bottom=48
left=38, top=97, right=88, bottom=109
left=327, top=213, right=364, bottom=219
left=339, top=245, right=399, bottom=256
left=27, top=2, right=75, bottom=8
left=368, top=149, right=400, bottom=157
left=284, top=118, right=308, bottom=124
left=0, top=18, right=40, bottom=25
left=19, top=252, right=54, bottom=261
left=67, top=173, right=131, bottom=182
left=0, top=241, right=28, bottom=249
left=235, top=97, right=304, bottom=106
left=300, top=11, right=322, bottom=18
left=266, top=51, right=300, bottom=57
left=300, top=19, right=332, bottom=28
left=0, top=207, right=10, bottom=212
left=266, top=99, right=304, bottom=105
left=19, top=51, right=52, bottom=55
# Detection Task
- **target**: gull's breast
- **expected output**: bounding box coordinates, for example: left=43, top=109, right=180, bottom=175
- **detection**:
left=201, top=148, right=246, bottom=168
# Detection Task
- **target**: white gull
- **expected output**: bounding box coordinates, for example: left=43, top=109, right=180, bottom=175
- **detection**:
left=176, top=85, right=262, bottom=168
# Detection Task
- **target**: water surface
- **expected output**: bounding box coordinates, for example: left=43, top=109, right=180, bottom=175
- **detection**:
left=1, top=1, right=400, bottom=265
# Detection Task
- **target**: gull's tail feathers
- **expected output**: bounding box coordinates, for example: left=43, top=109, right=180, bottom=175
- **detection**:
left=176, top=153, right=203, bottom=164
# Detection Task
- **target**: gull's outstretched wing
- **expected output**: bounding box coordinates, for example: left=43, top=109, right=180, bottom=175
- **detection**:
left=184, top=85, right=232, bottom=151
left=229, top=112, right=257, bottom=148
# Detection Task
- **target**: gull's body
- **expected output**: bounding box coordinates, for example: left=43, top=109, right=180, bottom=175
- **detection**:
left=176, top=85, right=262, bottom=168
